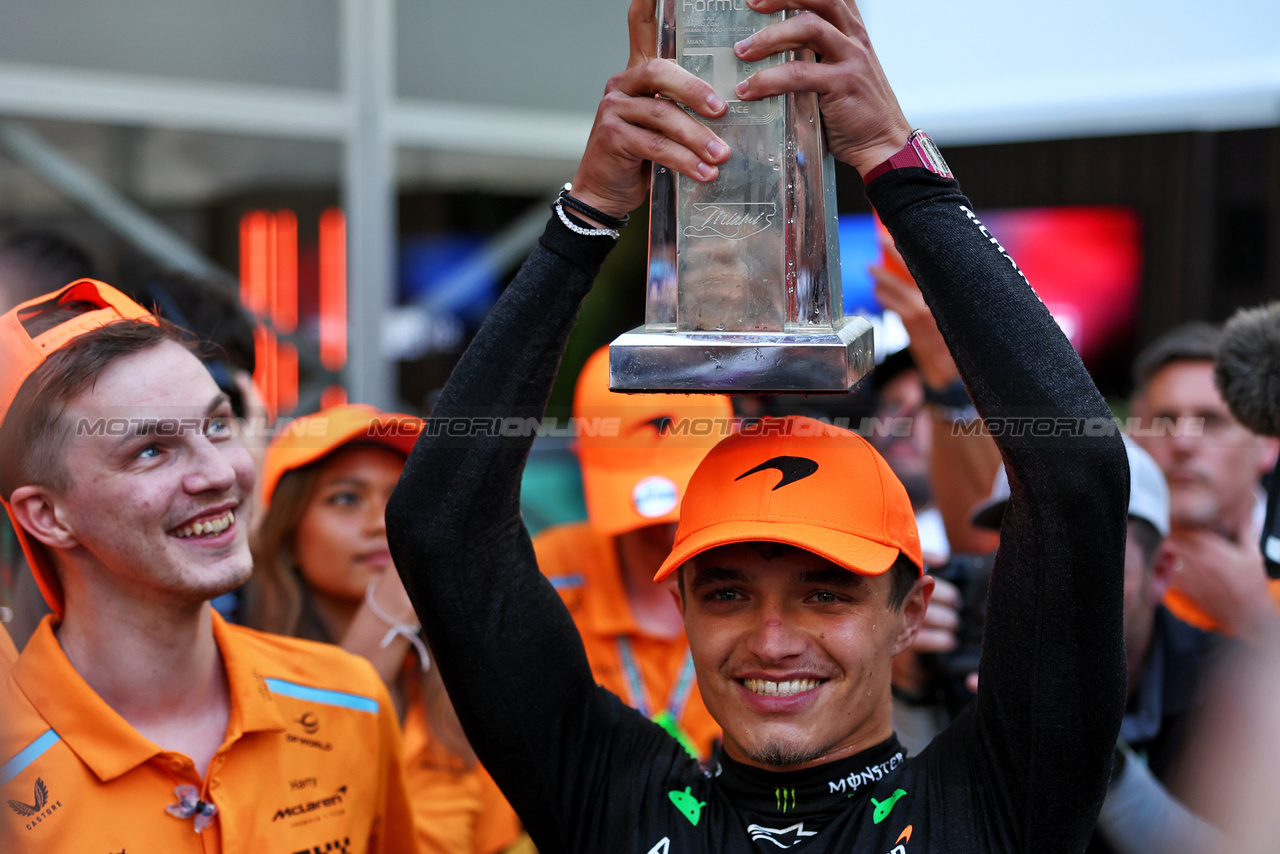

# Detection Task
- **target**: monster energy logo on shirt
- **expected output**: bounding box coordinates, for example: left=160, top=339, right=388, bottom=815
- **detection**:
left=775, top=787, right=796, bottom=812
left=827, top=751, right=905, bottom=795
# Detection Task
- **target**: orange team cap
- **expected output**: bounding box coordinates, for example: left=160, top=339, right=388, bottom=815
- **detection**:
left=0, top=279, right=159, bottom=615
left=575, top=346, right=735, bottom=538
left=260, top=403, right=423, bottom=506
left=654, top=415, right=923, bottom=582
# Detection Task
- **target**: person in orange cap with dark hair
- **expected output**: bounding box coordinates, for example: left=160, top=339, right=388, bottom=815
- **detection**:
left=0, top=281, right=416, bottom=852
left=534, top=346, right=733, bottom=758
left=385, top=1, right=1128, bottom=851
left=244, top=403, right=528, bottom=854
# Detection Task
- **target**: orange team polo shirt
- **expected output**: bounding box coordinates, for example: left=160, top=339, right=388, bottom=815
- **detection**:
left=1164, top=578, right=1280, bottom=635
left=399, top=689, right=523, bottom=854
left=0, top=621, right=17, bottom=671
left=0, top=611, right=417, bottom=853
left=534, top=521, right=721, bottom=759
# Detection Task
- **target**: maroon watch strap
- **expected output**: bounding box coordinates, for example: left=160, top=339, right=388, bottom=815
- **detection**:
left=862, top=131, right=952, bottom=185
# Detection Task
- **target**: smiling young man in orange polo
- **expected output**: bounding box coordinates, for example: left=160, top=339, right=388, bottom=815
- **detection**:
left=0, top=281, right=416, bottom=852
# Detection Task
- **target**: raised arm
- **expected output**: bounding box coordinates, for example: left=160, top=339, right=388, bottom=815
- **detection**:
left=868, top=167, right=1128, bottom=853
left=728, top=0, right=1128, bottom=846
left=854, top=95, right=1127, bottom=854
left=385, top=218, right=618, bottom=848
left=871, top=251, right=1002, bottom=557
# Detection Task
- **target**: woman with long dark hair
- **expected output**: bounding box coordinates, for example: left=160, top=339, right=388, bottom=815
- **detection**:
left=243, top=404, right=528, bottom=854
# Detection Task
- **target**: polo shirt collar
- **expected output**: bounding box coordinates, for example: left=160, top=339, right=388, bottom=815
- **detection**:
left=210, top=609, right=289, bottom=739
left=578, top=526, right=641, bottom=639
left=11, top=609, right=285, bottom=783
left=12, top=616, right=160, bottom=783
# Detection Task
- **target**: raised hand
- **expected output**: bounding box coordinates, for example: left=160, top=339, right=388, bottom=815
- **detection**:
left=870, top=237, right=957, bottom=391
left=728, top=0, right=912, bottom=177
left=1166, top=523, right=1278, bottom=639
left=568, top=0, right=732, bottom=221
left=891, top=576, right=961, bottom=693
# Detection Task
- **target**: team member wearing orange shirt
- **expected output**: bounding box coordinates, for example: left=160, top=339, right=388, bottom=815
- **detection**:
left=0, top=622, right=16, bottom=682
left=0, top=622, right=12, bottom=854
left=0, top=622, right=15, bottom=666
left=247, top=404, right=527, bottom=854
left=0, top=281, right=416, bottom=852
left=533, top=347, right=733, bottom=758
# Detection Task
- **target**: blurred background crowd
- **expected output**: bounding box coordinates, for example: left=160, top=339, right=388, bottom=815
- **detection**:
left=2, top=1, right=1280, bottom=852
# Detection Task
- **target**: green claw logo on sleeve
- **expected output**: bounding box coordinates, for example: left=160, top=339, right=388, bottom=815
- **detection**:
left=871, top=789, right=907, bottom=824
left=668, top=787, right=706, bottom=826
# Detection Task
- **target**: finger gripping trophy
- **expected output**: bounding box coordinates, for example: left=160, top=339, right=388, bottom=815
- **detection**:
left=610, top=0, right=874, bottom=392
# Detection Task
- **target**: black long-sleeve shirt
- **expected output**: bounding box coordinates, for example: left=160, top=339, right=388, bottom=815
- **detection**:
left=387, top=170, right=1130, bottom=853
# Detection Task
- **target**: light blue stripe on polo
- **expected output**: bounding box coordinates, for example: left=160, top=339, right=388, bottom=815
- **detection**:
left=550, top=574, right=584, bottom=590
left=264, top=678, right=378, bottom=714
left=1, top=729, right=61, bottom=785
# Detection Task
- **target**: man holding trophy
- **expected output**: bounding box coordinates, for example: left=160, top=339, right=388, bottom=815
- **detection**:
left=388, top=0, right=1128, bottom=851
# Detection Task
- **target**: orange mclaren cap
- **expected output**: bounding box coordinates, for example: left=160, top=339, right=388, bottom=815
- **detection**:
left=654, top=415, right=923, bottom=581
left=261, top=403, right=423, bottom=505
left=575, top=347, right=735, bottom=538
left=0, top=279, right=159, bottom=615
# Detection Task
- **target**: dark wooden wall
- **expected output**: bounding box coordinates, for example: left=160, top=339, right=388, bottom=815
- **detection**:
left=836, top=127, right=1280, bottom=392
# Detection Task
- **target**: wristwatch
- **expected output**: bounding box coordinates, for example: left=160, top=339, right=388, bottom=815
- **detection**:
left=862, top=129, right=952, bottom=184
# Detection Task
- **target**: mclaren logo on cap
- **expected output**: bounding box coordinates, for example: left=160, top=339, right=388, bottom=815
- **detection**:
left=736, top=456, right=819, bottom=490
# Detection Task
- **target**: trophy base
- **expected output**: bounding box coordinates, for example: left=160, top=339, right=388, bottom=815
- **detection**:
left=608, top=317, right=875, bottom=393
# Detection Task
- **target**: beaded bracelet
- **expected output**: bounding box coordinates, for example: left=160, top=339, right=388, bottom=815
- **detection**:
left=554, top=200, right=620, bottom=240
left=559, top=183, right=630, bottom=229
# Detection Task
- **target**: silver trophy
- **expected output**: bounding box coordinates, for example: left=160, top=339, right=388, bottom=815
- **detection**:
left=609, top=0, right=874, bottom=393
